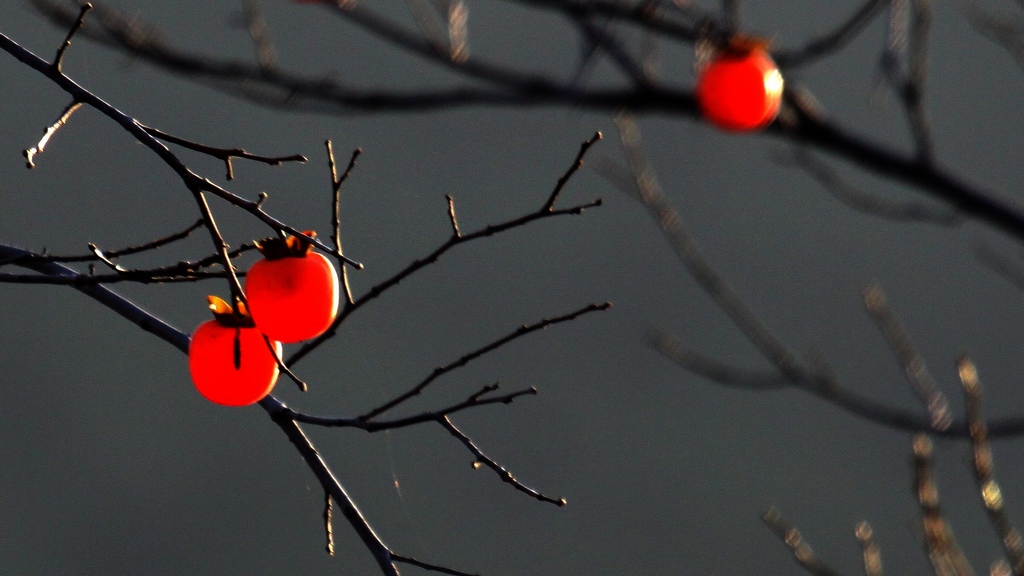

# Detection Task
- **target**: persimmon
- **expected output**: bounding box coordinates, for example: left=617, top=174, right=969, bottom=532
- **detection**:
left=189, top=296, right=281, bottom=406
left=696, top=42, right=783, bottom=132
left=245, top=232, right=339, bottom=343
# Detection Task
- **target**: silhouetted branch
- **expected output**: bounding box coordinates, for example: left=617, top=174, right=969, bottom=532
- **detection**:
left=360, top=302, right=610, bottom=420
left=325, top=141, right=360, bottom=306
left=142, top=124, right=306, bottom=181
left=441, top=415, right=567, bottom=506
left=16, top=218, right=206, bottom=263
left=285, top=384, right=537, bottom=430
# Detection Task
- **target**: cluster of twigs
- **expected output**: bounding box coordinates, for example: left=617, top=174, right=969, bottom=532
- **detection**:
left=759, top=358, right=1024, bottom=576
left=0, top=7, right=609, bottom=575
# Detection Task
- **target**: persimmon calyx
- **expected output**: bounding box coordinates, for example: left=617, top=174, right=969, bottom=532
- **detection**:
left=207, top=295, right=256, bottom=328
left=254, top=230, right=317, bottom=260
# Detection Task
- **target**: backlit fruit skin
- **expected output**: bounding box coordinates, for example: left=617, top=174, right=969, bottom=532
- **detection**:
left=189, top=321, right=281, bottom=406
left=245, top=252, right=340, bottom=343
left=696, top=48, right=783, bottom=132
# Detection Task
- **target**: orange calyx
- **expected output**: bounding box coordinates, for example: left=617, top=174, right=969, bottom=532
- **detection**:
left=207, top=295, right=255, bottom=328
left=721, top=34, right=772, bottom=56
left=255, top=231, right=317, bottom=260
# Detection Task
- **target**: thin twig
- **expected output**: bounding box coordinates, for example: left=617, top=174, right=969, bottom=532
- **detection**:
left=544, top=131, right=602, bottom=211
left=855, top=521, right=884, bottom=576
left=23, top=101, right=82, bottom=169
left=143, top=124, right=306, bottom=180
left=573, top=17, right=651, bottom=88
left=242, top=0, right=278, bottom=72
left=907, top=0, right=935, bottom=163
left=326, top=141, right=360, bottom=306
left=287, top=384, right=538, bottom=431
left=53, top=2, right=91, bottom=72
left=441, top=415, right=566, bottom=506
left=20, top=218, right=206, bottom=263
left=959, top=356, right=1024, bottom=575
left=773, top=148, right=960, bottom=225
left=88, top=243, right=126, bottom=272
left=392, top=553, right=480, bottom=576
left=863, top=281, right=951, bottom=430
left=762, top=506, right=849, bottom=576
left=958, top=1, right=1024, bottom=72
left=774, top=0, right=890, bottom=67
left=975, top=243, right=1024, bottom=293
left=613, top=112, right=806, bottom=381
left=912, top=434, right=976, bottom=576
left=0, top=270, right=234, bottom=285
left=651, top=330, right=791, bottom=390
left=445, top=194, right=461, bottom=237
left=360, top=302, right=610, bottom=419
left=323, top=491, right=334, bottom=556
left=265, top=334, right=308, bottom=392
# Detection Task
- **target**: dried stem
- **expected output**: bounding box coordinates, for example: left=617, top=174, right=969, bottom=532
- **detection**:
left=23, top=100, right=82, bottom=169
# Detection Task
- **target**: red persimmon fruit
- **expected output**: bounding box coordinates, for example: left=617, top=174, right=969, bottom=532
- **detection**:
left=696, top=43, right=783, bottom=132
left=245, top=232, right=339, bottom=344
left=189, top=296, right=281, bottom=406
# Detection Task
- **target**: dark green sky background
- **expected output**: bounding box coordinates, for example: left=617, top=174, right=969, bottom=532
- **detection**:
left=3, top=1, right=1024, bottom=574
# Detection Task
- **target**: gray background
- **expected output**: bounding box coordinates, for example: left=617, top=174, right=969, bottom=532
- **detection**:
left=2, top=1, right=1024, bottom=574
